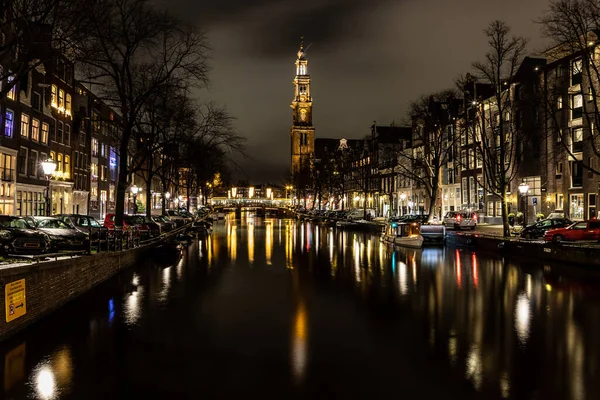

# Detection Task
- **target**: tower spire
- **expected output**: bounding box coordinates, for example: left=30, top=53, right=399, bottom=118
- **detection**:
left=290, top=40, right=314, bottom=176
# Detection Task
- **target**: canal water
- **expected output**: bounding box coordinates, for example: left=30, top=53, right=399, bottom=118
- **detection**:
left=0, top=216, right=599, bottom=399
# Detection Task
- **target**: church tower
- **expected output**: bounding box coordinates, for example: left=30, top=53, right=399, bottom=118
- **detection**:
left=290, top=38, right=315, bottom=176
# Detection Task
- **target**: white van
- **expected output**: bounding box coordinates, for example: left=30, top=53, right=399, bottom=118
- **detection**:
left=346, top=209, right=376, bottom=221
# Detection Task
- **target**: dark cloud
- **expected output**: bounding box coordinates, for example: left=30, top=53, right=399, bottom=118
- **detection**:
left=171, top=0, right=390, bottom=57
left=174, top=0, right=552, bottom=183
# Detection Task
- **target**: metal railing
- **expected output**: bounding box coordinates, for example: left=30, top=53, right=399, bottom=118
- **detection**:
left=4, top=223, right=194, bottom=265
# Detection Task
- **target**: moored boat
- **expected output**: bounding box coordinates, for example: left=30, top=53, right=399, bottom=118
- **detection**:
left=381, top=220, right=424, bottom=248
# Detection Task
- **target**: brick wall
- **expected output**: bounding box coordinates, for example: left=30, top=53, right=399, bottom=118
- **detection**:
left=0, top=248, right=148, bottom=341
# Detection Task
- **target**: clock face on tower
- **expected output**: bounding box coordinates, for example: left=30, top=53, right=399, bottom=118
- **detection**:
left=299, top=108, right=307, bottom=122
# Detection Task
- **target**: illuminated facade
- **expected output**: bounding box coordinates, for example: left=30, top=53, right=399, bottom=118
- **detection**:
left=290, top=39, right=315, bottom=176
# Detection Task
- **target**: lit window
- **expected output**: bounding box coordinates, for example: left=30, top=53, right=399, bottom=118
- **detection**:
left=4, top=110, right=14, bottom=137
left=50, top=151, right=55, bottom=161
left=573, top=94, right=583, bottom=109
left=20, top=114, right=29, bottom=138
left=572, top=58, right=583, bottom=75
left=57, top=153, right=62, bottom=172
left=51, top=85, right=57, bottom=108
left=58, top=89, right=64, bottom=112
left=31, top=118, right=39, bottom=141
left=64, top=155, right=70, bottom=178
left=557, top=96, right=563, bottom=109
left=41, top=122, right=49, bottom=144
left=7, top=75, right=16, bottom=100
left=92, top=139, right=98, bottom=156
left=65, top=94, right=72, bottom=117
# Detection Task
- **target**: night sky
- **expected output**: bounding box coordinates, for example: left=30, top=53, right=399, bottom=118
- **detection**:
left=172, top=0, right=550, bottom=183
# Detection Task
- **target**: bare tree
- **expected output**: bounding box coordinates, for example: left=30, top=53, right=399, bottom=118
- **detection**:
left=396, top=91, right=459, bottom=221
left=70, top=0, right=209, bottom=226
left=460, top=21, right=529, bottom=237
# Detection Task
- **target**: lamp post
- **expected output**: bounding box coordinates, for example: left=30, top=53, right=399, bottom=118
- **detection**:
left=518, top=182, right=530, bottom=226
left=164, top=192, right=171, bottom=210
left=131, top=185, right=139, bottom=214
left=41, top=159, right=57, bottom=216
left=400, top=193, right=407, bottom=216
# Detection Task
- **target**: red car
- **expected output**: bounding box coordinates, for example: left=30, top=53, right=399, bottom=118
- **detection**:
left=103, top=214, right=139, bottom=238
left=543, top=220, right=600, bottom=243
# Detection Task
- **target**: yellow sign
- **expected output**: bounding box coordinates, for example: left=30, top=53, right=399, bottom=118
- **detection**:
left=5, top=279, right=26, bottom=323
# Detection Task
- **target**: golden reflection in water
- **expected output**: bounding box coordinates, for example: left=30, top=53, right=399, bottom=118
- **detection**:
left=411, top=252, right=417, bottom=286
left=124, top=284, right=144, bottom=326
left=466, top=344, right=483, bottom=390
left=448, top=335, right=457, bottom=366
left=285, top=224, right=293, bottom=269
left=566, top=302, right=585, bottom=400
left=353, top=239, right=361, bottom=283
left=291, top=270, right=308, bottom=384
left=367, top=239, right=372, bottom=268
left=265, top=221, right=272, bottom=265
left=398, top=261, right=408, bottom=296
left=32, top=346, right=73, bottom=400
left=158, top=266, right=172, bottom=301
left=515, top=292, right=531, bottom=345
left=471, top=253, right=478, bottom=288
left=315, top=226, right=319, bottom=255
left=455, top=249, right=462, bottom=289
left=228, top=224, right=237, bottom=263
left=3, top=342, right=25, bottom=393
left=300, top=224, right=305, bottom=252
left=328, top=231, right=334, bottom=264
left=378, top=242, right=384, bottom=274
left=176, top=256, right=183, bottom=279
left=500, top=371, right=511, bottom=398
left=35, top=366, right=55, bottom=400
left=248, top=222, right=254, bottom=265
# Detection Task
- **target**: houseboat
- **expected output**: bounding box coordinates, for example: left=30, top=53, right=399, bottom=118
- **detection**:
left=381, top=220, right=424, bottom=248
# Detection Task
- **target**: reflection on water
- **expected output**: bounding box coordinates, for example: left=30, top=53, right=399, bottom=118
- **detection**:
left=265, top=221, right=272, bottom=265
left=124, top=273, right=143, bottom=326
left=2, top=217, right=600, bottom=399
left=30, top=346, right=72, bottom=399
left=248, top=222, right=254, bottom=265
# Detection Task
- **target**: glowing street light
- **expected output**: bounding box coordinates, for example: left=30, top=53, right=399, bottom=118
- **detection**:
left=41, top=158, right=57, bottom=216
left=131, top=185, right=139, bottom=214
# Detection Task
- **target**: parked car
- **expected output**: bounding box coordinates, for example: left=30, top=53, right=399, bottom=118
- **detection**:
left=134, top=215, right=161, bottom=237
left=165, top=210, right=188, bottom=227
left=122, top=215, right=156, bottom=240
left=55, top=214, right=109, bottom=242
left=346, top=209, right=376, bottom=221
left=27, top=216, right=89, bottom=252
left=0, top=216, right=50, bottom=255
left=103, top=214, right=139, bottom=241
left=543, top=220, right=600, bottom=243
left=152, top=215, right=176, bottom=232
left=520, top=218, right=573, bottom=239
left=443, top=211, right=478, bottom=230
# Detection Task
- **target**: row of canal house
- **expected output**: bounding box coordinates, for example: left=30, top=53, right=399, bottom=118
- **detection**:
left=0, top=53, right=145, bottom=219
left=334, top=41, right=600, bottom=223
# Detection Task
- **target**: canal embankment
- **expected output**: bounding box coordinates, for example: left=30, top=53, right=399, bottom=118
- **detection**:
left=0, top=225, right=190, bottom=341
left=447, top=231, right=600, bottom=268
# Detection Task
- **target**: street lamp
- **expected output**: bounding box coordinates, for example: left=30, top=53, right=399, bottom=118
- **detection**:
left=131, top=185, right=139, bottom=214
left=41, top=158, right=57, bottom=216
left=518, top=182, right=530, bottom=226
left=164, top=192, right=171, bottom=210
